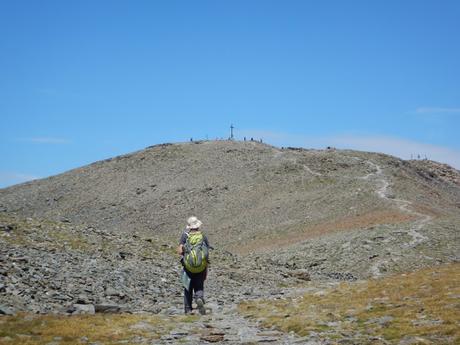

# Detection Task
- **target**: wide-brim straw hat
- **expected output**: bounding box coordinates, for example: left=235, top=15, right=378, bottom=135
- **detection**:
left=186, top=216, right=202, bottom=230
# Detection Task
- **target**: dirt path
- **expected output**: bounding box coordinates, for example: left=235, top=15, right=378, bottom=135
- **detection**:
left=274, top=149, right=323, bottom=178
left=361, top=160, right=432, bottom=277
left=155, top=298, right=306, bottom=344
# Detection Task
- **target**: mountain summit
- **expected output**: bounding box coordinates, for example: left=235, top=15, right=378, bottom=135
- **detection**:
left=1, top=140, right=458, bottom=251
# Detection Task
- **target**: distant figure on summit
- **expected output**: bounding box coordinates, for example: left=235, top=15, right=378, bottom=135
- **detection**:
left=177, top=216, right=210, bottom=315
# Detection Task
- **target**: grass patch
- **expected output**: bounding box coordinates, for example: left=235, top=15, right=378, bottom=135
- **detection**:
left=0, top=313, right=188, bottom=345
left=0, top=213, right=174, bottom=257
left=234, top=208, right=416, bottom=255
left=239, top=263, right=460, bottom=343
left=45, top=229, right=90, bottom=251
left=0, top=213, right=83, bottom=248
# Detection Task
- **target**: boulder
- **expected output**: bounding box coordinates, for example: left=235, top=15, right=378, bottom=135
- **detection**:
left=105, top=287, right=122, bottom=297
left=71, top=304, right=95, bottom=315
left=290, top=269, right=311, bottom=281
left=95, top=304, right=121, bottom=313
left=0, top=305, right=15, bottom=315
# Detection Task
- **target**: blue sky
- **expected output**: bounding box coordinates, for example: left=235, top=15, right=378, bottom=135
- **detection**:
left=1, top=0, right=459, bottom=187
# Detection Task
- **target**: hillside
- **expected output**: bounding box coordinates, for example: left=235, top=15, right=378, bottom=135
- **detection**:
left=1, top=140, right=459, bottom=344
left=1, top=141, right=458, bottom=248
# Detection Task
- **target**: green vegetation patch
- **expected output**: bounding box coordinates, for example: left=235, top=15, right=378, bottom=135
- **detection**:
left=239, top=263, right=460, bottom=343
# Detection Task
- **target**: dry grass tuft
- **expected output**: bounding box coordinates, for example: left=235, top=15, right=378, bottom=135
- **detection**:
left=0, top=313, right=198, bottom=345
left=235, top=208, right=416, bottom=255
left=239, top=263, right=460, bottom=343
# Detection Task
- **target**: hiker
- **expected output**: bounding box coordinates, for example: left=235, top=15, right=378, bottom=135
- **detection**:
left=177, top=216, right=210, bottom=315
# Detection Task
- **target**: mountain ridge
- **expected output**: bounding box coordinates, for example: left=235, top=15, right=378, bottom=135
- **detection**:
left=1, top=140, right=458, bottom=251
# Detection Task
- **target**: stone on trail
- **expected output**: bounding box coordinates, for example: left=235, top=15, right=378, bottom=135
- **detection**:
left=105, top=287, right=122, bottom=297
left=129, top=321, right=156, bottom=332
left=399, top=336, right=433, bottom=345
left=95, top=304, right=121, bottom=313
left=171, top=330, right=189, bottom=337
left=161, top=306, right=182, bottom=315
left=200, top=332, right=225, bottom=343
left=0, top=223, right=15, bottom=232
left=71, top=304, right=95, bottom=315
left=290, top=269, right=311, bottom=281
left=0, top=305, right=15, bottom=315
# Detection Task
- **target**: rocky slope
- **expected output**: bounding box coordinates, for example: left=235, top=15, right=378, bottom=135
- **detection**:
left=0, top=212, right=297, bottom=316
left=1, top=141, right=458, bottom=248
left=1, top=140, right=459, bottom=344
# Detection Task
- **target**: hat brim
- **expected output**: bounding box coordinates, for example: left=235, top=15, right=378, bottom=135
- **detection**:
left=186, top=220, right=202, bottom=229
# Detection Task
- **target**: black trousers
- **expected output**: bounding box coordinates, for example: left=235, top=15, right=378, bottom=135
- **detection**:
left=183, top=269, right=207, bottom=312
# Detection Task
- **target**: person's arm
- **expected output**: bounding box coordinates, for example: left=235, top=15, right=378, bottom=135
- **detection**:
left=177, top=232, right=187, bottom=255
left=204, top=234, right=211, bottom=265
left=204, top=234, right=213, bottom=250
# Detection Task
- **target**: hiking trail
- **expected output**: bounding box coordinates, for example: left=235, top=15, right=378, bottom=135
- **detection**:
left=155, top=294, right=306, bottom=344
left=360, top=159, right=432, bottom=277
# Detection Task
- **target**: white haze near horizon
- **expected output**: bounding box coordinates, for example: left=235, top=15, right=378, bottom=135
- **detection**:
left=0, top=173, right=41, bottom=189
left=240, top=130, right=460, bottom=170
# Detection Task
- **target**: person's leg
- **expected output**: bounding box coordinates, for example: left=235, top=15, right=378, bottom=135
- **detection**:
left=184, top=287, right=193, bottom=314
left=185, top=273, right=201, bottom=313
left=193, top=271, right=206, bottom=301
left=194, top=271, right=206, bottom=315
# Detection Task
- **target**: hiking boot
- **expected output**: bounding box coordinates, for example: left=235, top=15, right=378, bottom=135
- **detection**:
left=196, top=298, right=206, bottom=315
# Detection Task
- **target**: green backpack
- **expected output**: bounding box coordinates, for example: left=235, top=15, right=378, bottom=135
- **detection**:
left=183, top=231, right=208, bottom=273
